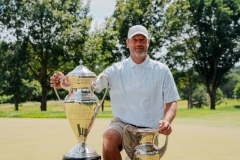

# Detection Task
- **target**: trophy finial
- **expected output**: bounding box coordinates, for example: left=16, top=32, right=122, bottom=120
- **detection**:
left=79, top=59, right=83, bottom=65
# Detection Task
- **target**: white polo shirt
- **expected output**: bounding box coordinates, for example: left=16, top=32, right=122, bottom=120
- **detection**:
left=96, top=56, right=180, bottom=128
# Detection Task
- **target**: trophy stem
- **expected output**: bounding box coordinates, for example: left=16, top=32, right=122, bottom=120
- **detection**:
left=62, top=142, right=101, bottom=160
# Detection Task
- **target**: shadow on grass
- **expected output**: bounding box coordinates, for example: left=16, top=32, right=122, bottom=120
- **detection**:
left=234, top=105, right=240, bottom=109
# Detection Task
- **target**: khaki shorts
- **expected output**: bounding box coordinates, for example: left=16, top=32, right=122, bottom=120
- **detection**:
left=105, top=117, right=129, bottom=138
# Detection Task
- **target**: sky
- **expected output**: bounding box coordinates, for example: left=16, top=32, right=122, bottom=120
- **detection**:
left=88, top=0, right=117, bottom=26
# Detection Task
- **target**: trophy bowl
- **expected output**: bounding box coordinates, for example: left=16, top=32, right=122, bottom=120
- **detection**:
left=54, top=60, right=108, bottom=160
left=123, top=125, right=168, bottom=160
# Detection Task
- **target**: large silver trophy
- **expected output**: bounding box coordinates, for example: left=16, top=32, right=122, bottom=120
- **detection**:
left=54, top=60, right=108, bottom=160
left=123, top=125, right=168, bottom=160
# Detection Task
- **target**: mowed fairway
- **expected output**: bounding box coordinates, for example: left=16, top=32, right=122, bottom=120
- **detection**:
left=0, top=117, right=240, bottom=160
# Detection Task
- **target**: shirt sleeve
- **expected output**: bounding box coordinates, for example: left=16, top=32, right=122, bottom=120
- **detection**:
left=94, top=65, right=114, bottom=93
left=162, top=66, right=180, bottom=103
left=95, top=62, right=122, bottom=93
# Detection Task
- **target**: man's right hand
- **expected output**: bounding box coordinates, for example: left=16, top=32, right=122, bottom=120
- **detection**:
left=50, top=72, right=69, bottom=88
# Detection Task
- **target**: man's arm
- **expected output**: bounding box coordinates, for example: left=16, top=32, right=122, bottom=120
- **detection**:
left=159, top=101, right=178, bottom=135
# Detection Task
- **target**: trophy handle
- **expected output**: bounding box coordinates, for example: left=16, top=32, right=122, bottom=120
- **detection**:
left=122, top=125, right=135, bottom=160
left=158, top=135, right=168, bottom=159
left=91, top=75, right=109, bottom=117
left=53, top=87, right=65, bottom=109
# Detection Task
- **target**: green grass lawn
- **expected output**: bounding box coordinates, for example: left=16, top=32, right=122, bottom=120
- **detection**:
left=0, top=101, right=114, bottom=118
left=1, top=99, right=240, bottom=124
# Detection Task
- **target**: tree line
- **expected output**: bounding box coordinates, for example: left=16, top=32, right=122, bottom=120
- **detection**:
left=0, top=0, right=240, bottom=111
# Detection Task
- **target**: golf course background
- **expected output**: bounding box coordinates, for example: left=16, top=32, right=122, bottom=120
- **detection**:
left=1, top=99, right=240, bottom=160
left=1, top=99, right=240, bottom=123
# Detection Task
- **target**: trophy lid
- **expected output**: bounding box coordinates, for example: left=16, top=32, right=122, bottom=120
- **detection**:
left=67, top=60, right=96, bottom=77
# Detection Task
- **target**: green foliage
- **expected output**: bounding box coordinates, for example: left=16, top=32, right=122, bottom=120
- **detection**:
left=219, top=72, right=240, bottom=98
left=232, top=66, right=240, bottom=75
left=107, top=0, right=172, bottom=58
left=81, top=26, right=118, bottom=104
left=0, top=80, right=41, bottom=104
left=21, top=79, right=41, bottom=102
left=215, top=88, right=224, bottom=105
left=83, top=25, right=119, bottom=75
left=163, top=0, right=240, bottom=109
left=173, top=69, right=201, bottom=109
left=47, top=88, right=68, bottom=101
left=0, top=0, right=92, bottom=110
left=0, top=95, right=13, bottom=104
left=234, top=78, right=240, bottom=99
left=0, top=41, right=30, bottom=110
left=0, top=42, right=41, bottom=104
left=192, top=87, right=223, bottom=107
left=192, top=87, right=210, bottom=108
left=0, top=34, right=35, bottom=110
left=0, top=110, right=66, bottom=118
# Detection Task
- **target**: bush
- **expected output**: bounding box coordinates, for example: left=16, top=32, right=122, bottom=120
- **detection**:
left=234, top=79, right=240, bottom=99
left=0, top=95, right=13, bottom=103
left=192, top=87, right=210, bottom=108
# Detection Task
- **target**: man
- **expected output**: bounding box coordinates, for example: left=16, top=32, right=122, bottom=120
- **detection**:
left=50, top=25, right=180, bottom=160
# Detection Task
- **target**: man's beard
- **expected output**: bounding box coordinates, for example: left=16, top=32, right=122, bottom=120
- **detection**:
left=132, top=49, right=147, bottom=58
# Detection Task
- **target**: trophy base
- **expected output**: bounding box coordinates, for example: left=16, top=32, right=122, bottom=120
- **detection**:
left=62, top=142, right=101, bottom=160
left=62, top=155, right=101, bottom=160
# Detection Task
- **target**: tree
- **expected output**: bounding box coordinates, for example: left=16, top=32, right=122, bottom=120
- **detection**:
left=174, top=69, right=201, bottom=109
left=0, top=41, right=29, bottom=110
left=232, top=66, right=240, bottom=75
left=163, top=0, right=240, bottom=109
left=106, top=0, right=172, bottom=59
left=82, top=24, right=118, bottom=111
left=219, top=72, right=240, bottom=98
left=83, top=23, right=119, bottom=74
left=0, top=0, right=92, bottom=110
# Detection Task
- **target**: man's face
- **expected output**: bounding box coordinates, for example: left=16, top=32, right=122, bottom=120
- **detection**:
left=126, top=34, right=150, bottom=58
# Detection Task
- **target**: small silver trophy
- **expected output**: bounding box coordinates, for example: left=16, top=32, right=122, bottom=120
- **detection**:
left=54, top=60, right=108, bottom=160
left=123, top=125, right=168, bottom=160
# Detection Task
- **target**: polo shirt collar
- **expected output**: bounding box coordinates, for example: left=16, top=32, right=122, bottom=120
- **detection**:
left=128, top=55, right=150, bottom=69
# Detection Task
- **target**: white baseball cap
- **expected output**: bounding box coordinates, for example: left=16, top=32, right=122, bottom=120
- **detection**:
left=127, top=25, right=149, bottom=39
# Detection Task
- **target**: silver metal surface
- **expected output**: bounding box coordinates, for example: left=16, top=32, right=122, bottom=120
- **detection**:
left=54, top=60, right=108, bottom=159
left=123, top=125, right=168, bottom=160
left=63, top=143, right=99, bottom=159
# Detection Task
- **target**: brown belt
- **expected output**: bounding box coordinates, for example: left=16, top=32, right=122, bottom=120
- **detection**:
left=126, top=123, right=149, bottom=128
